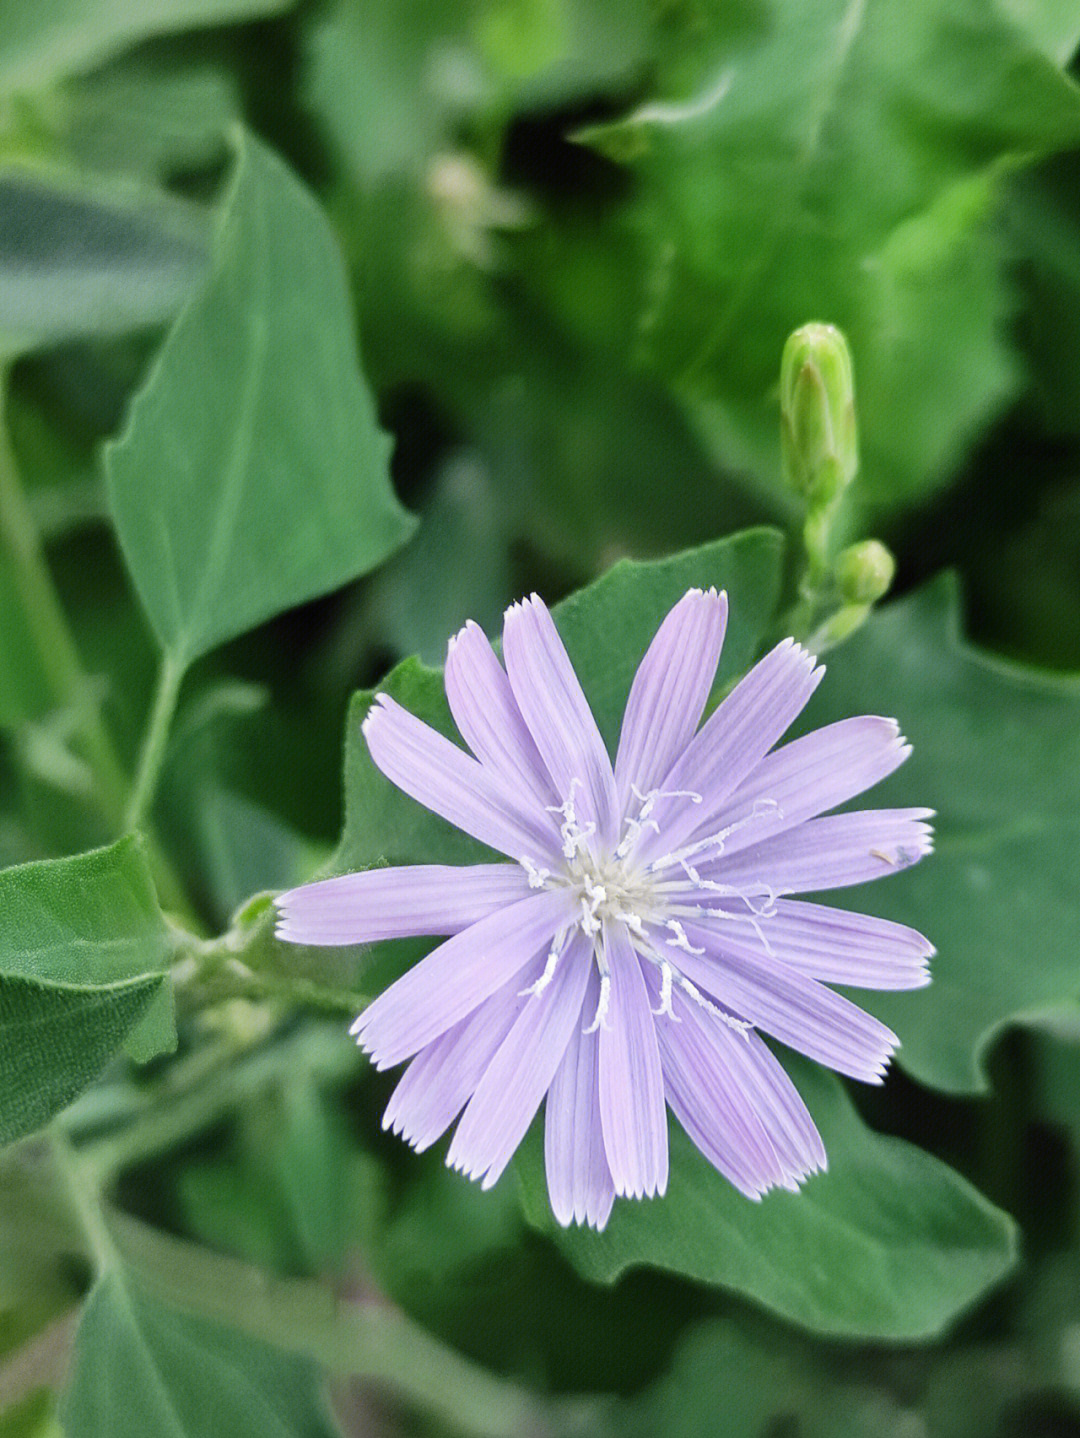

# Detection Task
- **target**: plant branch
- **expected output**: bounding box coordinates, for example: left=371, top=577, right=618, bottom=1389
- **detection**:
left=124, top=653, right=186, bottom=833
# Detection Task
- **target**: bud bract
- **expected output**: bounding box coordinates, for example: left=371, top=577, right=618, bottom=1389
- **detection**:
left=780, top=323, right=858, bottom=505
left=835, top=539, right=896, bottom=605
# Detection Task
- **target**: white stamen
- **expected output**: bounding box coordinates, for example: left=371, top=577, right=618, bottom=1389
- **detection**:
left=521, top=939, right=563, bottom=998
left=621, top=910, right=647, bottom=939
left=665, top=919, right=705, bottom=954
left=615, top=815, right=660, bottom=859
left=676, top=974, right=752, bottom=1036
left=650, top=798, right=781, bottom=872
left=580, top=895, right=601, bottom=936
left=651, top=961, right=680, bottom=1020
left=583, top=972, right=612, bottom=1033
left=521, top=856, right=551, bottom=889
left=630, top=782, right=703, bottom=813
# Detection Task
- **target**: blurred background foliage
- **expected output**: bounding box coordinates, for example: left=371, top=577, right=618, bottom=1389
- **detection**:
left=4, top=0, right=1080, bottom=1435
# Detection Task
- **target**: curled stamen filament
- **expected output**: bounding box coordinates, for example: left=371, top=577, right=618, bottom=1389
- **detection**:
left=583, top=971, right=612, bottom=1033
left=521, top=856, right=551, bottom=889
left=665, top=919, right=705, bottom=954
left=651, top=961, right=680, bottom=1021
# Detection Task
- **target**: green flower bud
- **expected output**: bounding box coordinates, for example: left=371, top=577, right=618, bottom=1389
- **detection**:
left=780, top=323, right=858, bottom=505
left=835, top=540, right=896, bottom=605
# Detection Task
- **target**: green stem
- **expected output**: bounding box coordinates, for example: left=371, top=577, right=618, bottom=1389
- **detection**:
left=49, top=1127, right=117, bottom=1274
left=124, top=654, right=185, bottom=834
left=0, top=371, right=198, bottom=925
left=0, top=377, right=130, bottom=827
left=110, top=1210, right=597, bottom=1438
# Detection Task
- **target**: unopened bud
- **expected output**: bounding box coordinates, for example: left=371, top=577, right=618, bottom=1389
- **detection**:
left=780, top=323, right=858, bottom=505
left=835, top=540, right=895, bottom=605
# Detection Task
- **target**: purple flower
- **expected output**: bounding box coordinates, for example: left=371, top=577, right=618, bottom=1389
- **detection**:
left=276, top=590, right=932, bottom=1229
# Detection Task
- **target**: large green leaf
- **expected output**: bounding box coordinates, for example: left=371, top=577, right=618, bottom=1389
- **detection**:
left=516, top=1057, right=1016, bottom=1341
left=0, top=166, right=207, bottom=359
left=61, top=1275, right=339, bottom=1438
left=611, top=1308, right=1080, bottom=1438
left=0, top=838, right=172, bottom=1144
left=365, top=452, right=514, bottom=669
left=577, top=0, right=1080, bottom=511
left=0, top=0, right=294, bottom=96
left=1007, top=152, right=1080, bottom=438
left=106, top=131, right=415, bottom=669
left=796, top=574, right=1080, bottom=1095
left=336, top=529, right=786, bottom=872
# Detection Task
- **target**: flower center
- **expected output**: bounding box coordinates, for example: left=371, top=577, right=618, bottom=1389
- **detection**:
left=519, top=780, right=782, bottom=1036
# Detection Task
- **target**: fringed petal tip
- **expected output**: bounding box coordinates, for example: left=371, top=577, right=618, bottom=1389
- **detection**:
left=360, top=692, right=390, bottom=736
left=611, top=1172, right=669, bottom=1202
left=551, top=1191, right=617, bottom=1230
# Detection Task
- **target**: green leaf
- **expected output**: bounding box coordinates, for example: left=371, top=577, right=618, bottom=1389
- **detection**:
left=612, top=1315, right=894, bottom=1438
left=517, top=1057, right=1016, bottom=1341
left=337, top=529, right=786, bottom=872
left=0, top=837, right=172, bottom=1144
left=60, top=57, right=241, bottom=181
left=796, top=574, right=1080, bottom=1095
left=578, top=0, right=1080, bottom=510
left=0, top=0, right=294, bottom=96
left=61, top=1275, right=339, bottom=1438
left=366, top=452, right=514, bottom=668
left=0, top=166, right=208, bottom=359
left=1007, top=152, right=1080, bottom=438
left=106, top=131, right=415, bottom=670
left=0, top=1390, right=63, bottom=1438
left=305, top=0, right=653, bottom=185
left=192, top=788, right=322, bottom=928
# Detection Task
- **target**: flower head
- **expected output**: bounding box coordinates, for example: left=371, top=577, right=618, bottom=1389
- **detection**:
left=276, top=589, right=932, bottom=1229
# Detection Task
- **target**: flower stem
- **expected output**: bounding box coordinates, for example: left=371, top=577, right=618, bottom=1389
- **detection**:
left=124, top=653, right=185, bottom=834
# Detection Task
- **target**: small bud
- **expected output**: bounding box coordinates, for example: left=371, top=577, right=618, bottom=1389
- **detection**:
left=780, top=323, right=858, bottom=505
left=835, top=540, right=896, bottom=605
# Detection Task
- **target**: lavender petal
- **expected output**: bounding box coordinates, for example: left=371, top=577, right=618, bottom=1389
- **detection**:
left=704, top=808, right=935, bottom=893
left=351, top=887, right=574, bottom=1069
left=382, top=958, right=540, bottom=1151
left=447, top=931, right=592, bottom=1190
left=653, top=978, right=789, bottom=1198
left=598, top=922, right=668, bottom=1199
left=721, top=1028, right=828, bottom=1184
left=275, top=863, right=533, bottom=946
left=748, top=900, right=934, bottom=990
left=638, top=639, right=823, bottom=864
left=659, top=921, right=900, bottom=1084
left=545, top=966, right=616, bottom=1229
left=715, top=716, right=912, bottom=857
left=614, top=588, right=727, bottom=809
left=445, top=621, right=557, bottom=809
left=503, top=596, right=619, bottom=848
left=363, top=693, right=562, bottom=862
